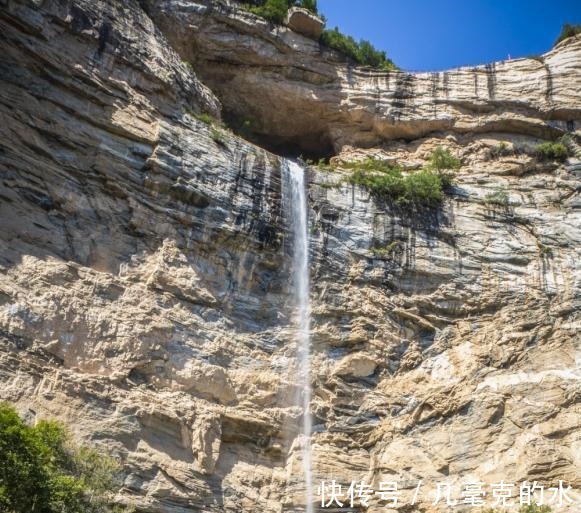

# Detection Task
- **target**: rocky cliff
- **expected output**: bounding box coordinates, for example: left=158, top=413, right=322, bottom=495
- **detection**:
left=0, top=1, right=580, bottom=513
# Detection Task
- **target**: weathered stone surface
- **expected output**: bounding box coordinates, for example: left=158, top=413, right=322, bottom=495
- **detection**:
left=285, top=7, right=323, bottom=40
left=0, top=1, right=580, bottom=513
left=145, top=0, right=581, bottom=153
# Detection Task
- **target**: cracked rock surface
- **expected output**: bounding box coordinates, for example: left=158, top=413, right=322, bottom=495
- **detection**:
left=0, top=1, right=580, bottom=512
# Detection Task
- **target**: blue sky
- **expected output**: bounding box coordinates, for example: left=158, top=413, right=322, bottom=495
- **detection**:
left=318, top=0, right=581, bottom=71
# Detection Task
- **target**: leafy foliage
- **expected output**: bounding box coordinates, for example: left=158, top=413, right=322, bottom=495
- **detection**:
left=426, top=146, right=460, bottom=189
left=484, top=187, right=510, bottom=207
left=489, top=141, right=512, bottom=159
left=242, top=0, right=318, bottom=24
left=0, top=403, right=130, bottom=513
left=534, top=142, right=568, bottom=161
left=489, top=140, right=569, bottom=162
left=240, top=1, right=397, bottom=69
left=428, top=146, right=461, bottom=171
left=370, top=240, right=403, bottom=258
left=193, top=112, right=216, bottom=125
left=554, top=23, right=581, bottom=46
left=321, top=28, right=397, bottom=70
left=344, top=158, right=447, bottom=208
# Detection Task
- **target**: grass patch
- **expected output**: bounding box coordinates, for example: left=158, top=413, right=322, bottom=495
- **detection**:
left=193, top=112, right=217, bottom=125
left=186, top=110, right=229, bottom=146
left=210, top=126, right=227, bottom=146
left=428, top=146, right=461, bottom=171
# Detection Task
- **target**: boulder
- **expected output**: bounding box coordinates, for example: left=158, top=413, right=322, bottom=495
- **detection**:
left=285, top=7, right=323, bottom=40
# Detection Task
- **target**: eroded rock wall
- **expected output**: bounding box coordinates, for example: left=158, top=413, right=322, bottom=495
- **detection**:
left=144, top=0, right=581, bottom=153
left=0, top=1, right=580, bottom=513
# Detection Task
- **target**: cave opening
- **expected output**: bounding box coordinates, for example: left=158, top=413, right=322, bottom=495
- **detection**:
left=223, top=112, right=336, bottom=161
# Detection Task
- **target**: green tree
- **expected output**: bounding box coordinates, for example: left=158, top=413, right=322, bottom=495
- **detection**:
left=297, top=0, right=317, bottom=14
left=0, top=403, right=130, bottom=513
left=320, top=28, right=397, bottom=70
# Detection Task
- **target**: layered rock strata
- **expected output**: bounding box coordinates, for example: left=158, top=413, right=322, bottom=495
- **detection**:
left=0, top=1, right=580, bottom=512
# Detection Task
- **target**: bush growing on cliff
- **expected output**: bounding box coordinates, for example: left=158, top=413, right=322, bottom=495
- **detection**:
left=491, top=140, right=569, bottom=162
left=554, top=23, right=581, bottom=46
left=484, top=187, right=510, bottom=207
left=534, top=141, right=568, bottom=161
left=345, top=158, right=446, bottom=207
left=489, top=141, right=512, bottom=159
left=427, top=146, right=460, bottom=189
left=0, top=403, right=130, bottom=513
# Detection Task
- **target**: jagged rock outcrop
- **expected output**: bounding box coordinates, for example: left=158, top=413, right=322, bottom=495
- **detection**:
left=144, top=0, right=581, bottom=154
left=0, top=1, right=580, bottom=513
left=285, top=7, right=323, bottom=40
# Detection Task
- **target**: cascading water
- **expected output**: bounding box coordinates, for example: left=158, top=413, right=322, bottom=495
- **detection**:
left=284, top=160, right=314, bottom=513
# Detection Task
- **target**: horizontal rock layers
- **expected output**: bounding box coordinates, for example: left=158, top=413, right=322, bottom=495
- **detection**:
left=145, top=0, right=581, bottom=153
left=0, top=1, right=580, bottom=512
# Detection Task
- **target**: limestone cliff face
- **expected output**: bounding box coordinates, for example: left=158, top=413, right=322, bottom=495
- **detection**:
left=0, top=1, right=580, bottom=513
left=144, top=0, right=581, bottom=153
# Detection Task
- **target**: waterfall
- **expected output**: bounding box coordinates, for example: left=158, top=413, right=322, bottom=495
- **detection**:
left=284, top=160, right=314, bottom=513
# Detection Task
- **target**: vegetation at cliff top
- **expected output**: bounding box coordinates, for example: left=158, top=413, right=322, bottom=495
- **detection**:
left=554, top=23, right=581, bottom=46
left=0, top=403, right=130, bottom=513
left=321, top=28, right=397, bottom=70
left=239, top=0, right=397, bottom=70
left=241, top=0, right=318, bottom=24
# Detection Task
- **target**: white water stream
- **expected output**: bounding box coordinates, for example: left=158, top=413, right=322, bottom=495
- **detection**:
left=284, top=160, right=314, bottom=513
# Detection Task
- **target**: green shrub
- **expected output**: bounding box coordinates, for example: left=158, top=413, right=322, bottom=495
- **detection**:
left=490, top=141, right=513, bottom=159
left=193, top=112, right=215, bottom=125
left=429, top=146, right=461, bottom=171
left=370, top=240, right=403, bottom=258
left=554, top=23, right=581, bottom=46
left=0, top=403, right=130, bottom=513
left=426, top=146, right=459, bottom=189
left=345, top=158, right=447, bottom=207
left=321, top=28, right=397, bottom=70
left=535, top=142, right=568, bottom=161
left=484, top=187, right=510, bottom=207
left=210, top=126, right=227, bottom=146
left=242, top=0, right=318, bottom=24
left=403, top=169, right=444, bottom=206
